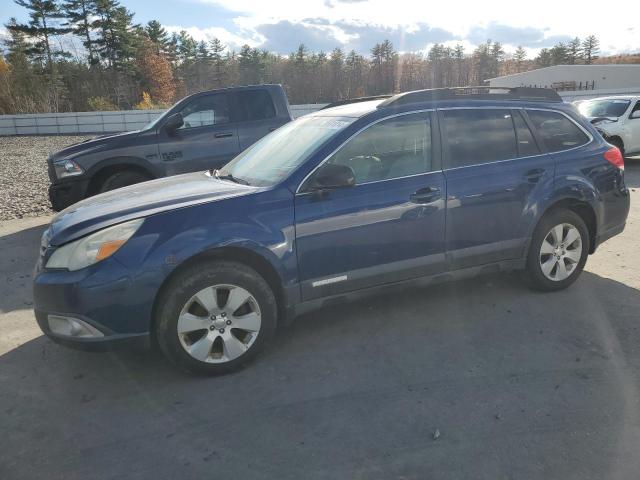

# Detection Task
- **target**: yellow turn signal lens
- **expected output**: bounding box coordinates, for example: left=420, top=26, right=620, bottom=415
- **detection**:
left=95, top=239, right=126, bottom=261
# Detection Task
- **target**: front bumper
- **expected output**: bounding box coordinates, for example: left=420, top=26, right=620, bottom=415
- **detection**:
left=35, top=310, right=149, bottom=351
left=33, top=252, right=157, bottom=351
left=49, top=178, right=90, bottom=212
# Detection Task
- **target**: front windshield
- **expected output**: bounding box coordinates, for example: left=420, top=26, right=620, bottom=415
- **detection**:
left=219, top=115, right=354, bottom=187
left=579, top=99, right=630, bottom=118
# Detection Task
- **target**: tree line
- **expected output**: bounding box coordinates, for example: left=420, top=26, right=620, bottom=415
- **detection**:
left=0, top=0, right=636, bottom=114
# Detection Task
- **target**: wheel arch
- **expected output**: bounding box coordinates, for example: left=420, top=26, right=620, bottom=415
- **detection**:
left=537, top=198, right=598, bottom=254
left=150, top=246, right=288, bottom=342
left=86, top=157, right=158, bottom=196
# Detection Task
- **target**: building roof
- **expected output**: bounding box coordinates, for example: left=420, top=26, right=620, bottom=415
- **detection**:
left=487, top=64, right=640, bottom=81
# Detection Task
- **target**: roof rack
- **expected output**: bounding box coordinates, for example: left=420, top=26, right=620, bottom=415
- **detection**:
left=322, top=95, right=393, bottom=109
left=378, top=86, right=562, bottom=108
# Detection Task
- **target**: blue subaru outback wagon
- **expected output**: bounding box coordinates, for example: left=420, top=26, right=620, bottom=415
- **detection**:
left=33, top=87, right=630, bottom=375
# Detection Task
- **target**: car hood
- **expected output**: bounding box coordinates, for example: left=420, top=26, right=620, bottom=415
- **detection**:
left=48, top=171, right=257, bottom=246
left=50, top=130, right=142, bottom=161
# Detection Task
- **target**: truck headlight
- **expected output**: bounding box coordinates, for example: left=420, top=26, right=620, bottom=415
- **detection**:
left=53, top=159, right=84, bottom=178
left=46, top=219, right=144, bottom=271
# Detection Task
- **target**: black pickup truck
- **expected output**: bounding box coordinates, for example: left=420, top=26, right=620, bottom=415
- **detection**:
left=47, top=84, right=293, bottom=211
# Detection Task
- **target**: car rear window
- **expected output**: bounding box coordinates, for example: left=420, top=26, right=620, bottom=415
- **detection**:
left=527, top=110, right=590, bottom=153
left=236, top=90, right=276, bottom=121
left=442, top=109, right=517, bottom=168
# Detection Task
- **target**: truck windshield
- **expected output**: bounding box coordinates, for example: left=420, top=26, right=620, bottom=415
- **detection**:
left=578, top=99, right=631, bottom=118
left=218, top=115, right=354, bottom=187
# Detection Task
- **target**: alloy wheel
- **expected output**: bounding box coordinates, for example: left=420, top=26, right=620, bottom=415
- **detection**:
left=177, top=284, right=261, bottom=363
left=539, top=223, right=583, bottom=281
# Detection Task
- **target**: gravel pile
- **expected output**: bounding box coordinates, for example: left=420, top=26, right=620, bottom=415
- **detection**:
left=0, top=135, right=91, bottom=221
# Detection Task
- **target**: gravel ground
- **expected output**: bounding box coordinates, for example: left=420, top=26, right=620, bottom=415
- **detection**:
left=0, top=135, right=91, bottom=221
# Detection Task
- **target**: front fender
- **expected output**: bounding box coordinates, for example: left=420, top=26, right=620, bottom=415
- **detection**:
left=86, top=155, right=163, bottom=179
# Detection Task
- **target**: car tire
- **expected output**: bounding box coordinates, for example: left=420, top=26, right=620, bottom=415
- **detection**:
left=99, top=170, right=151, bottom=193
left=525, top=209, right=589, bottom=291
left=155, top=261, right=278, bottom=375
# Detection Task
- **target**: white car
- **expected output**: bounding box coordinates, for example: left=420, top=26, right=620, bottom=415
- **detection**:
left=577, top=96, right=640, bottom=157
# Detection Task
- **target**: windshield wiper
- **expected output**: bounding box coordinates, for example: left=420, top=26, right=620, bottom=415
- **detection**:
left=212, top=169, right=250, bottom=185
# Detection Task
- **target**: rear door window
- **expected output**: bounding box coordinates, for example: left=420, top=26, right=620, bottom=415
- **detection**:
left=442, top=109, right=517, bottom=168
left=527, top=110, right=590, bottom=152
left=236, top=90, right=276, bottom=121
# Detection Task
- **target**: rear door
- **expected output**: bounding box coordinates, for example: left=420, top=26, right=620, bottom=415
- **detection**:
left=235, top=89, right=283, bottom=150
left=440, top=107, right=554, bottom=269
left=157, top=91, right=240, bottom=175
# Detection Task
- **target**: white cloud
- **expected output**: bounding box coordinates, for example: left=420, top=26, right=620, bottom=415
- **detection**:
left=164, top=25, right=259, bottom=51
left=194, top=0, right=639, bottom=54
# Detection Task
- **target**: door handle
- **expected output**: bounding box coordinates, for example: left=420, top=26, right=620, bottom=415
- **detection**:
left=524, top=168, right=546, bottom=183
left=410, top=186, right=441, bottom=204
left=214, top=132, right=233, bottom=138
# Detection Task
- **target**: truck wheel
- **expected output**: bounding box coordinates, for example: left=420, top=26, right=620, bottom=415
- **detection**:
left=155, top=261, right=278, bottom=375
left=99, top=170, right=151, bottom=193
left=525, top=209, right=589, bottom=291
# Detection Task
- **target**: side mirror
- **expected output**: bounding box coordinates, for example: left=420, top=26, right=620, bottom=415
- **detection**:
left=308, top=163, right=356, bottom=191
left=630, top=110, right=640, bottom=119
left=163, top=112, right=184, bottom=134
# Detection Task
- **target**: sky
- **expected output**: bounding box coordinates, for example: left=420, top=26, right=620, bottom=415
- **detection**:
left=2, top=0, right=639, bottom=57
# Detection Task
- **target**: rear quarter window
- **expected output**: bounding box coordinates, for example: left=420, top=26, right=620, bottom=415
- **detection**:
left=527, top=110, right=590, bottom=153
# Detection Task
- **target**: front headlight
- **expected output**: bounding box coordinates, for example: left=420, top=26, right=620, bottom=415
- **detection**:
left=46, top=219, right=144, bottom=271
left=53, top=159, right=84, bottom=178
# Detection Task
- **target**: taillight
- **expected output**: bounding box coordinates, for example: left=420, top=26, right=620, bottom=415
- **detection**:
left=604, top=146, right=624, bottom=170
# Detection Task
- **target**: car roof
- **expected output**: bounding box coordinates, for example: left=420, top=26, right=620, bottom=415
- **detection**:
left=311, top=87, right=567, bottom=120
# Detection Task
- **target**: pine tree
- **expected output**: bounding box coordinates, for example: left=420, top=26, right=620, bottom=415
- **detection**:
left=209, top=38, right=226, bottom=86
left=513, top=46, right=527, bottom=73
left=582, top=35, right=600, bottom=64
left=8, top=0, right=70, bottom=69
left=472, top=41, right=494, bottom=84
left=345, top=49, right=366, bottom=97
left=94, top=0, right=138, bottom=69
left=176, top=30, right=197, bottom=64
left=328, top=47, right=344, bottom=100
left=453, top=44, right=466, bottom=86
left=535, top=48, right=552, bottom=68
left=489, top=41, right=504, bottom=78
left=62, top=0, right=97, bottom=65
left=549, top=42, right=568, bottom=65
left=144, top=20, right=170, bottom=56
left=567, top=37, right=582, bottom=65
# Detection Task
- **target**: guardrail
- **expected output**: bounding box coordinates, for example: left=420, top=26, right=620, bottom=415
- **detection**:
left=0, top=103, right=326, bottom=136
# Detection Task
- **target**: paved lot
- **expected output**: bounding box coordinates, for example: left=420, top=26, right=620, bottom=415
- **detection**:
left=1, top=162, right=640, bottom=479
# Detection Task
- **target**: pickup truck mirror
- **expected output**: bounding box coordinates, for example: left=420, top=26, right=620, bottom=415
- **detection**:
left=164, top=113, right=184, bottom=133
left=630, top=110, right=640, bottom=119
left=308, top=163, right=356, bottom=191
